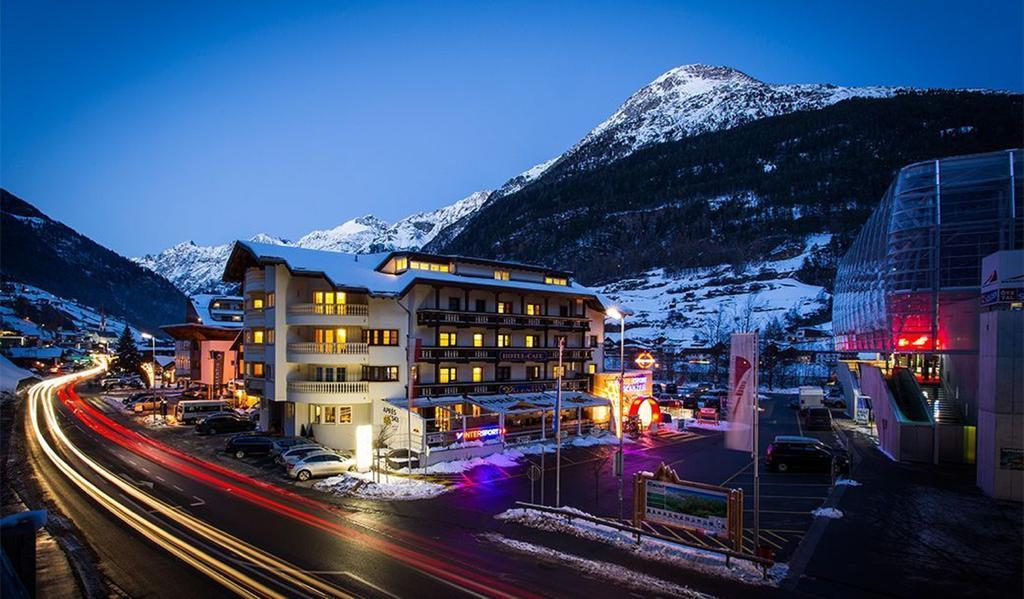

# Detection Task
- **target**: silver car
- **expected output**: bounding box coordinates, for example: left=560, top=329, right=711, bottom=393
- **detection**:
left=287, top=452, right=356, bottom=481
left=276, top=444, right=326, bottom=465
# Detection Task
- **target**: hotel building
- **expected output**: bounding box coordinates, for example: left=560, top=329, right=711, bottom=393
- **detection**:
left=162, top=294, right=245, bottom=396
left=222, top=243, right=621, bottom=459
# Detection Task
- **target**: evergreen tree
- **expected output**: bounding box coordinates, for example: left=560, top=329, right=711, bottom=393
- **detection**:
left=114, top=325, right=142, bottom=375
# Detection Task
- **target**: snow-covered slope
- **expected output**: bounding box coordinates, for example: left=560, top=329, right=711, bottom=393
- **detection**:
left=1, top=282, right=144, bottom=342
left=136, top=190, right=491, bottom=295
left=556, top=64, right=901, bottom=172
left=600, top=234, right=834, bottom=348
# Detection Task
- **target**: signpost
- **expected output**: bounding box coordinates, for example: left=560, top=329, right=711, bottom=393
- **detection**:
left=633, top=463, right=744, bottom=552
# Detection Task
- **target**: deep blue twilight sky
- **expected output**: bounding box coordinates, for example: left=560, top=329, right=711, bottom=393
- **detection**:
left=2, top=1, right=1022, bottom=256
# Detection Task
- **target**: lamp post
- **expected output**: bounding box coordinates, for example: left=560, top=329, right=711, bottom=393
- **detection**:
left=555, top=336, right=564, bottom=507
left=140, top=332, right=155, bottom=389
left=606, top=307, right=627, bottom=521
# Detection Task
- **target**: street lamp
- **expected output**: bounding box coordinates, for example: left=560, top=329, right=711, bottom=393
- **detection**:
left=606, top=306, right=627, bottom=521
left=140, top=332, right=155, bottom=389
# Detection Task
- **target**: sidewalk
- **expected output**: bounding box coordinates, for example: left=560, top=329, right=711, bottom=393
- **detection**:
left=792, top=421, right=1023, bottom=598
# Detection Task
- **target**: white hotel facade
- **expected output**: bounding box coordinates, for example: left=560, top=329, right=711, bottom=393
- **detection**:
left=223, top=241, right=616, bottom=456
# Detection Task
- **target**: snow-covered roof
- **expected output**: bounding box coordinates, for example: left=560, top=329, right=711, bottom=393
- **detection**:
left=0, top=355, right=36, bottom=393
left=5, top=346, right=63, bottom=359
left=190, top=294, right=244, bottom=329
left=225, top=241, right=615, bottom=308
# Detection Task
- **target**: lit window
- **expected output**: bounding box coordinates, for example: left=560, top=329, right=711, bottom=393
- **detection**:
left=497, top=334, right=510, bottom=347
left=253, top=329, right=264, bottom=344
left=439, top=332, right=457, bottom=347
left=473, top=333, right=484, bottom=347
left=410, top=260, right=451, bottom=273
left=494, top=270, right=510, bottom=281
left=266, top=292, right=275, bottom=308
left=324, top=405, right=336, bottom=424
left=526, top=303, right=542, bottom=316
left=439, top=367, right=457, bottom=384
left=525, top=335, right=538, bottom=348
left=497, top=301, right=512, bottom=314
left=338, top=406, right=352, bottom=423
left=545, top=276, right=568, bottom=286
left=472, top=367, right=483, bottom=382
left=266, top=330, right=275, bottom=345
left=395, top=257, right=408, bottom=272
left=587, top=363, right=596, bottom=374
left=251, top=362, right=264, bottom=377
left=252, top=297, right=264, bottom=310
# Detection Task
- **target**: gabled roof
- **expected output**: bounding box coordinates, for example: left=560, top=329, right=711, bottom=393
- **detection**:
left=222, top=241, right=615, bottom=309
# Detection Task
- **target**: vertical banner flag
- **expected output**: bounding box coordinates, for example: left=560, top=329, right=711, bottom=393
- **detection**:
left=725, top=333, right=757, bottom=453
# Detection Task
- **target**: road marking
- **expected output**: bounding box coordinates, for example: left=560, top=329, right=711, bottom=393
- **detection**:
left=190, top=496, right=206, bottom=507
left=173, top=484, right=184, bottom=492
left=720, top=460, right=753, bottom=486
left=155, top=475, right=166, bottom=482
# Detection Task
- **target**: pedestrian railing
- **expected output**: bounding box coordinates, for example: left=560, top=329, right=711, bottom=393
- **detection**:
left=511, top=501, right=774, bottom=577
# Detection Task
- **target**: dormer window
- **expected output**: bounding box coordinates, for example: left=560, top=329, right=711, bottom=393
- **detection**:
left=410, top=260, right=451, bottom=273
left=545, top=276, right=568, bottom=286
left=394, top=257, right=409, bottom=272
left=494, top=270, right=510, bottom=281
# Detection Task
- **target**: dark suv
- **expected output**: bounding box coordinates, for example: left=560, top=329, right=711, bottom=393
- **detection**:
left=224, top=434, right=275, bottom=459
left=765, top=436, right=849, bottom=475
left=196, top=412, right=257, bottom=436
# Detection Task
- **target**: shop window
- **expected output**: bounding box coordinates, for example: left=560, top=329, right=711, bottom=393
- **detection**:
left=324, top=405, right=337, bottom=424
left=439, top=367, right=457, bottom=384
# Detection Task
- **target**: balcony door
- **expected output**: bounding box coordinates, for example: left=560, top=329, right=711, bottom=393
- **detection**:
left=313, top=290, right=346, bottom=314
left=314, top=328, right=347, bottom=348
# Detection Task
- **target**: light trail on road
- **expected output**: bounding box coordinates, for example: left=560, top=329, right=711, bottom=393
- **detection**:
left=62, top=385, right=535, bottom=599
left=28, top=367, right=355, bottom=598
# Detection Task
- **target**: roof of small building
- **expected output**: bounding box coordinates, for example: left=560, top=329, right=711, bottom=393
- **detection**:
left=223, top=241, right=617, bottom=310
left=189, top=294, right=244, bottom=329
left=160, top=323, right=241, bottom=342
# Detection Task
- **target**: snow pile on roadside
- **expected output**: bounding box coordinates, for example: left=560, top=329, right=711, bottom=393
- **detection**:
left=424, top=451, right=521, bottom=474
left=481, top=533, right=712, bottom=598
left=834, top=479, right=862, bottom=487
left=495, top=506, right=781, bottom=586
left=420, top=432, right=624, bottom=474
left=683, top=418, right=742, bottom=432
left=811, top=507, right=844, bottom=519
left=141, top=414, right=170, bottom=428
left=313, top=471, right=446, bottom=500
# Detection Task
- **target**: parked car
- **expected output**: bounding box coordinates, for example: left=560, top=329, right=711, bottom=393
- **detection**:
left=765, top=436, right=848, bottom=475
left=101, top=375, right=144, bottom=391
left=196, top=412, right=257, bottom=435
left=121, top=391, right=150, bottom=406
left=803, top=407, right=834, bottom=431
left=822, top=396, right=847, bottom=409
left=269, top=437, right=319, bottom=457
left=277, top=444, right=328, bottom=465
left=386, top=448, right=421, bottom=470
left=224, top=434, right=275, bottom=459
left=287, top=452, right=357, bottom=481
left=129, top=395, right=165, bottom=412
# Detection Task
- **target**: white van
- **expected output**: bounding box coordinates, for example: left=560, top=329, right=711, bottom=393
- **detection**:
left=174, top=399, right=230, bottom=424
left=798, top=386, right=824, bottom=412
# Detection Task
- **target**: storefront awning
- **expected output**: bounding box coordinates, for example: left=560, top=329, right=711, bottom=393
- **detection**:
left=466, top=391, right=610, bottom=414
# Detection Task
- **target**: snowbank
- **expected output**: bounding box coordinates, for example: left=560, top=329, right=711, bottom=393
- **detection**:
left=313, top=471, right=446, bottom=500
left=0, top=355, right=35, bottom=394
left=495, top=506, right=783, bottom=587
left=482, top=533, right=712, bottom=598
left=414, top=432, right=624, bottom=474
left=834, top=479, right=862, bottom=487
left=141, top=414, right=170, bottom=428
left=811, top=507, right=844, bottom=519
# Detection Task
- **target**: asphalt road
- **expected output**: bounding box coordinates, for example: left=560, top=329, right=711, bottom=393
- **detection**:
left=26, top=372, right=665, bottom=598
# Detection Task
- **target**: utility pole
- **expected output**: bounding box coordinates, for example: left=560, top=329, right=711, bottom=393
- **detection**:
left=555, top=336, right=564, bottom=507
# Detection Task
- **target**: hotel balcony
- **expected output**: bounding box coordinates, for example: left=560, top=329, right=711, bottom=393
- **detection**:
left=417, top=346, right=594, bottom=362
left=415, top=377, right=590, bottom=398
left=286, top=341, right=370, bottom=364
left=286, top=303, right=369, bottom=326
left=287, top=380, right=370, bottom=403
left=417, top=309, right=590, bottom=332
left=244, top=269, right=266, bottom=291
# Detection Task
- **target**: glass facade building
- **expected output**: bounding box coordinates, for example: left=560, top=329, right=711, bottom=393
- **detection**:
left=834, top=149, right=1023, bottom=354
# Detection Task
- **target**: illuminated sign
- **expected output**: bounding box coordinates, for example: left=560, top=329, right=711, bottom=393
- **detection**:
left=498, top=350, right=548, bottom=361
left=634, top=352, right=656, bottom=369
left=455, top=426, right=504, bottom=442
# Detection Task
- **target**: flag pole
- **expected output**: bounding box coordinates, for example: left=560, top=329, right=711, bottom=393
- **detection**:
left=752, top=331, right=760, bottom=555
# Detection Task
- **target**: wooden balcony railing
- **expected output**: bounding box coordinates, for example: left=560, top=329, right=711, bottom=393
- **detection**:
left=417, top=346, right=594, bottom=362
left=417, top=309, right=590, bottom=331
left=415, top=377, right=589, bottom=398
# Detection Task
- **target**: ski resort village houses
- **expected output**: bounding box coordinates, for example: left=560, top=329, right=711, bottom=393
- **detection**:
left=222, top=242, right=631, bottom=462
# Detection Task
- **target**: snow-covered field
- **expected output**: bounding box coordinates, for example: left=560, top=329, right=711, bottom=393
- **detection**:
left=600, top=234, right=832, bottom=348
left=495, top=505, right=787, bottom=587
left=1, top=283, right=142, bottom=341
